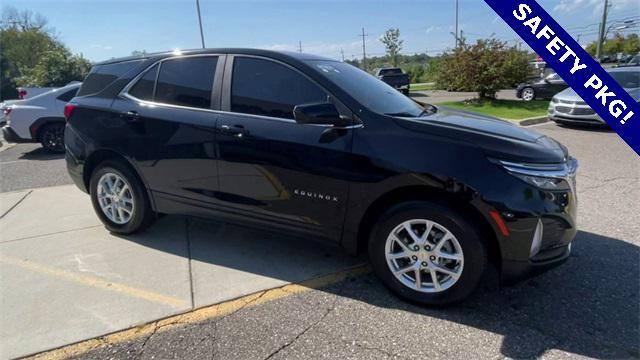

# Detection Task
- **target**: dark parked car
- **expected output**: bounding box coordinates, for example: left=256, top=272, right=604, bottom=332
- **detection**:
left=516, top=73, right=568, bottom=101
left=374, top=67, right=410, bottom=95
left=65, top=49, right=578, bottom=305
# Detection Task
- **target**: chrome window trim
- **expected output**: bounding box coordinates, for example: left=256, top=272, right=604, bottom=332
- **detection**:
left=119, top=93, right=362, bottom=129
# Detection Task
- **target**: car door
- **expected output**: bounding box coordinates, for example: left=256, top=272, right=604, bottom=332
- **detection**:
left=110, top=55, right=224, bottom=205
left=545, top=73, right=568, bottom=96
left=215, top=55, right=355, bottom=240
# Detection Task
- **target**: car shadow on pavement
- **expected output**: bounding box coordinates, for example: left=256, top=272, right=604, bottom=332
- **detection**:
left=118, top=220, right=638, bottom=359
left=17, top=147, right=64, bottom=161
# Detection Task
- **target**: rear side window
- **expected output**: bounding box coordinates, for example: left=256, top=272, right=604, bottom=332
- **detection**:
left=155, top=57, right=217, bottom=109
left=56, top=88, right=79, bottom=102
left=128, top=64, right=158, bottom=101
left=77, top=59, right=143, bottom=96
left=231, top=57, right=327, bottom=119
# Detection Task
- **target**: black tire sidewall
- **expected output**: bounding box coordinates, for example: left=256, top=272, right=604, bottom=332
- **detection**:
left=89, top=160, right=151, bottom=234
left=369, top=201, right=487, bottom=306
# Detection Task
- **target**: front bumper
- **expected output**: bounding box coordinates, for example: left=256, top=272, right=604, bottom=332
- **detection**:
left=548, top=100, right=605, bottom=125
left=2, top=125, right=35, bottom=143
left=502, top=244, right=572, bottom=284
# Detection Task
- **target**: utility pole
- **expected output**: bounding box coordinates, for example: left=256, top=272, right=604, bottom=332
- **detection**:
left=340, top=48, right=345, bottom=61
left=360, top=27, right=368, bottom=70
left=195, top=0, right=205, bottom=48
left=596, top=0, right=609, bottom=61
left=298, top=41, right=302, bottom=53
left=454, top=0, right=459, bottom=48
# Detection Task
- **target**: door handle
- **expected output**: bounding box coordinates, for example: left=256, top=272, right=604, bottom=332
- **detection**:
left=121, top=111, right=141, bottom=122
left=220, top=124, right=249, bottom=138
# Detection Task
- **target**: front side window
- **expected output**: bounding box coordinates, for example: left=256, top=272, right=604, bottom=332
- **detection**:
left=128, top=63, right=158, bottom=101
left=231, top=57, right=328, bottom=119
left=310, top=60, right=425, bottom=117
left=155, top=57, right=217, bottom=109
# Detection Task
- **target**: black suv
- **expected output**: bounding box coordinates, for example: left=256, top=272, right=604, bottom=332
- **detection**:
left=65, top=49, right=578, bottom=305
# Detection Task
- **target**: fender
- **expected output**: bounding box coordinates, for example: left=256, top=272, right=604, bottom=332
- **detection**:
left=29, top=116, right=66, bottom=140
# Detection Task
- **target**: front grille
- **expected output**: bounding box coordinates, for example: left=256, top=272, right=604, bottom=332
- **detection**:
left=555, top=106, right=595, bottom=115
left=558, top=99, right=587, bottom=106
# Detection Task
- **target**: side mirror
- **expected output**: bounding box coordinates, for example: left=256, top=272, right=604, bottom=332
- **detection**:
left=293, top=103, right=349, bottom=127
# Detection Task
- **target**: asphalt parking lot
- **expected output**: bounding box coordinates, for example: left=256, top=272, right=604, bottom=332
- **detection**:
left=0, top=123, right=638, bottom=359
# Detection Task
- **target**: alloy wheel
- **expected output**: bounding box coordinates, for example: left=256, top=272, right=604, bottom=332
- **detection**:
left=385, top=219, right=464, bottom=293
left=41, top=124, right=65, bottom=152
left=522, top=88, right=535, bottom=101
left=97, top=172, right=135, bottom=224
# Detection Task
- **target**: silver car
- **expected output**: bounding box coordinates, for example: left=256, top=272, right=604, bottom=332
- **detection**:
left=548, top=66, right=639, bottom=126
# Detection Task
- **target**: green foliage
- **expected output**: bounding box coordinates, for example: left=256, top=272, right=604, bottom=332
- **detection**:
left=17, top=50, right=91, bottom=87
left=380, top=28, right=403, bottom=67
left=584, top=33, right=640, bottom=57
left=0, top=7, right=90, bottom=99
left=346, top=54, right=441, bottom=83
left=435, top=38, right=530, bottom=99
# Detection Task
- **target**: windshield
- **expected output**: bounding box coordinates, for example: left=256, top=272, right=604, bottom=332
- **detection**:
left=609, top=70, right=640, bottom=89
left=309, top=60, right=426, bottom=117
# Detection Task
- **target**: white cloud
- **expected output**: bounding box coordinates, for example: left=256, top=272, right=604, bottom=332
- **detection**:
left=425, top=26, right=442, bottom=34
left=90, top=44, right=113, bottom=50
left=554, top=0, right=639, bottom=15
left=258, top=40, right=363, bottom=59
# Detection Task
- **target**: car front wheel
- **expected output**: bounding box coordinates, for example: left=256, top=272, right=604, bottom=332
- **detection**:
left=369, top=201, right=487, bottom=305
left=89, top=160, right=155, bottom=234
left=521, top=87, right=536, bottom=101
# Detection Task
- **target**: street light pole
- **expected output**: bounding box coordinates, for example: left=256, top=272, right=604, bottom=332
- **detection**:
left=596, top=0, right=609, bottom=61
left=196, top=0, right=206, bottom=48
left=454, top=0, right=459, bottom=48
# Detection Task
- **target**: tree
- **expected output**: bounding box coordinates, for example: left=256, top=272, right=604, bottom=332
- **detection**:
left=584, top=33, right=640, bottom=57
left=436, top=38, right=530, bottom=99
left=380, top=28, right=403, bottom=67
left=0, top=6, right=89, bottom=99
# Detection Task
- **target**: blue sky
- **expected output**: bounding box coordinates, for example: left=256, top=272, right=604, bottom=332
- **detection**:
left=4, top=0, right=639, bottom=62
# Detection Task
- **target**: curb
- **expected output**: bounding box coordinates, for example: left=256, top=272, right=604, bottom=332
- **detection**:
left=0, top=141, right=16, bottom=153
left=518, top=116, right=549, bottom=127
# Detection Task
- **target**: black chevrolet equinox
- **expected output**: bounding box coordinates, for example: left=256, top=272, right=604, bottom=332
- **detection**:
left=65, top=49, right=578, bottom=305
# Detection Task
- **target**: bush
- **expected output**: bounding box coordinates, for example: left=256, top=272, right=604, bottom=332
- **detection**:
left=435, top=39, right=530, bottom=99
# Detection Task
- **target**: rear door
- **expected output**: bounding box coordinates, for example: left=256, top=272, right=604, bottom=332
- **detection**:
left=215, top=55, right=355, bottom=240
left=110, top=55, right=224, bottom=205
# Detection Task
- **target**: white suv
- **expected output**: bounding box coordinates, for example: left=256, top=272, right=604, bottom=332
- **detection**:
left=1, top=83, right=80, bottom=152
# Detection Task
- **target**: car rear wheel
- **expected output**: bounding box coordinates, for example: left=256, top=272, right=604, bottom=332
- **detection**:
left=521, top=87, right=536, bottom=101
left=368, top=201, right=487, bottom=305
left=89, top=160, right=155, bottom=234
left=39, top=122, right=65, bottom=153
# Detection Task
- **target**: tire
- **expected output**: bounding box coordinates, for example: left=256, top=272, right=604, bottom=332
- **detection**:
left=521, top=87, right=536, bottom=101
left=89, top=160, right=155, bottom=234
left=401, top=89, right=410, bottom=96
left=39, top=122, right=66, bottom=153
left=368, top=201, right=487, bottom=306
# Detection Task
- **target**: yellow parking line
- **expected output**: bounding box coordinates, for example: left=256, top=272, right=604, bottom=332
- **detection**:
left=0, top=255, right=185, bottom=308
left=28, top=263, right=371, bottom=360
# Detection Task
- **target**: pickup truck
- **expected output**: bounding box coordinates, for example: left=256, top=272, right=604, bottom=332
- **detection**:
left=374, top=67, right=410, bottom=95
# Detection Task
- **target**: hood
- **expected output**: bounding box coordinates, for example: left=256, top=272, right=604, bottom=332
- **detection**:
left=397, top=107, right=568, bottom=163
left=555, top=85, right=640, bottom=101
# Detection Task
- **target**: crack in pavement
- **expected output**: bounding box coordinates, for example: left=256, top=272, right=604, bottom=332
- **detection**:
left=262, top=281, right=347, bottom=360
left=0, top=189, right=32, bottom=219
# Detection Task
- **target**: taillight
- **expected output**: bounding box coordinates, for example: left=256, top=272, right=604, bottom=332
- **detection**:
left=2, top=107, right=11, bottom=116
left=64, top=103, right=77, bottom=119
left=18, top=89, right=27, bottom=99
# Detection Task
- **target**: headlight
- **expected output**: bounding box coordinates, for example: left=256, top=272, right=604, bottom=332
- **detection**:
left=551, top=97, right=559, bottom=103
left=492, top=158, right=578, bottom=190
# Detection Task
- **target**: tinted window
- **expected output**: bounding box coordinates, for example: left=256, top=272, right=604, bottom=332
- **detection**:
left=77, top=59, right=144, bottom=96
left=609, top=70, right=639, bottom=89
left=155, top=57, right=217, bottom=109
left=311, top=61, right=424, bottom=117
left=379, top=68, right=402, bottom=76
left=231, top=57, right=327, bottom=119
left=56, top=88, right=79, bottom=102
left=129, top=64, right=158, bottom=101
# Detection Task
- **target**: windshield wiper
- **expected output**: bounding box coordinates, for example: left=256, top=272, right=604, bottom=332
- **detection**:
left=384, top=111, right=420, bottom=117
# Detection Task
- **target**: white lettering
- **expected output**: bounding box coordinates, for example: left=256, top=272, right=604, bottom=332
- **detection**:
left=621, top=111, right=634, bottom=125
left=523, top=16, right=541, bottom=34
left=570, top=57, right=587, bottom=74
left=559, top=45, right=576, bottom=63
left=584, top=74, right=602, bottom=89
left=546, top=37, right=565, bottom=55
left=536, top=25, right=555, bottom=40
left=513, top=4, right=532, bottom=20
left=595, top=85, right=616, bottom=106
left=609, top=100, right=627, bottom=118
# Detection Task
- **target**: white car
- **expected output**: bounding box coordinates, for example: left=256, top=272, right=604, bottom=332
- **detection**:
left=1, top=83, right=80, bottom=152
